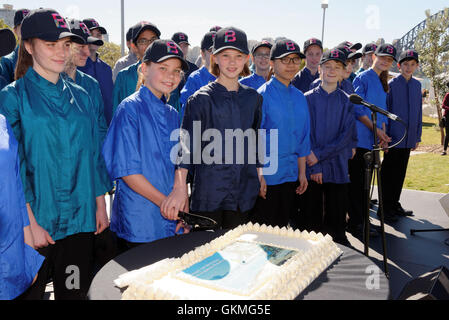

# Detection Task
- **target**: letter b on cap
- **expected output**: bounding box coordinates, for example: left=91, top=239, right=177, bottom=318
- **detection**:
left=52, top=13, right=68, bottom=29
left=167, top=41, right=179, bottom=54
left=224, top=31, right=236, bottom=43
left=286, top=41, right=296, bottom=51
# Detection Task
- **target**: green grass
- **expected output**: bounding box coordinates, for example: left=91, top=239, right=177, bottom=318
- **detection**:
left=401, top=116, right=449, bottom=194
left=404, top=153, right=449, bottom=194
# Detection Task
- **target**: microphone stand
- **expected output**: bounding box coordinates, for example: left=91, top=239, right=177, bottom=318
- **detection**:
left=363, top=110, right=389, bottom=278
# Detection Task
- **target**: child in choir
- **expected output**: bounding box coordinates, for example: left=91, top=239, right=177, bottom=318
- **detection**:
left=251, top=39, right=311, bottom=228
left=300, top=49, right=356, bottom=245
left=102, top=40, right=190, bottom=253
left=240, top=41, right=272, bottom=90
left=381, top=50, right=422, bottom=218
left=292, top=38, right=323, bottom=93
left=161, top=27, right=264, bottom=230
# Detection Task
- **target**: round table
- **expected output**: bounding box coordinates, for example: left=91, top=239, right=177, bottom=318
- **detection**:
left=88, top=230, right=391, bottom=300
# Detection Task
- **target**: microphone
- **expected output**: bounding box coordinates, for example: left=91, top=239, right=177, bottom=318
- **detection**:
left=349, top=94, right=402, bottom=122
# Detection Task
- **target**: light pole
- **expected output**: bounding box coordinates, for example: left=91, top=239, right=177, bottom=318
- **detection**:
left=120, top=0, right=125, bottom=57
left=321, top=0, right=329, bottom=46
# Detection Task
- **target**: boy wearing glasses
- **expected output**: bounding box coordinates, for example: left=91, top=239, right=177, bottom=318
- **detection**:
left=240, top=41, right=272, bottom=90
left=292, top=38, right=323, bottom=93
left=300, top=49, right=356, bottom=246
left=112, top=21, right=161, bottom=114
left=250, top=39, right=311, bottom=229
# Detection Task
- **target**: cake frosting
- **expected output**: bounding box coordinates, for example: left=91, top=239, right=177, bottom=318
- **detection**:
left=114, top=223, right=342, bottom=300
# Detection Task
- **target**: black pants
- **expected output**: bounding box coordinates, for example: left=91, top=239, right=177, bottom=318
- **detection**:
left=380, top=148, right=411, bottom=211
left=19, top=232, right=94, bottom=300
left=444, top=117, right=449, bottom=151
left=299, top=181, right=348, bottom=242
left=250, top=182, right=298, bottom=228
left=348, top=148, right=372, bottom=228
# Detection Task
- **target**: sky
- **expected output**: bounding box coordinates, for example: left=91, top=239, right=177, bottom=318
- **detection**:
left=6, top=0, right=449, bottom=51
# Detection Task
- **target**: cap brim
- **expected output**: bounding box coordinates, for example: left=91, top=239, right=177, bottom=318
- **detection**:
left=90, top=27, right=107, bottom=35
left=87, top=36, right=104, bottom=46
left=156, top=55, right=190, bottom=72
left=376, top=53, right=397, bottom=62
left=350, top=43, right=362, bottom=51
left=252, top=44, right=272, bottom=54
left=0, top=29, right=16, bottom=57
left=274, top=51, right=306, bottom=60
left=399, top=57, right=419, bottom=64
left=348, top=52, right=362, bottom=60
left=213, top=45, right=249, bottom=55
left=134, top=25, right=161, bottom=42
left=32, top=31, right=85, bottom=45
left=320, top=58, right=347, bottom=67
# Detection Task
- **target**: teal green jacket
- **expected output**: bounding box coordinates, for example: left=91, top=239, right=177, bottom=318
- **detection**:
left=0, top=68, right=112, bottom=241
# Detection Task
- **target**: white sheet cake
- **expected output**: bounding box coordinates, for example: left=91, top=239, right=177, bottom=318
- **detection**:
left=114, top=223, right=342, bottom=300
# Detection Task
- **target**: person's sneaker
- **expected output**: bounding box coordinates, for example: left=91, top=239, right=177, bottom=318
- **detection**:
left=394, top=203, right=414, bottom=217
left=442, top=151, right=447, bottom=156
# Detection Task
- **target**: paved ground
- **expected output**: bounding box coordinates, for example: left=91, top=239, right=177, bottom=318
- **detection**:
left=44, top=189, right=449, bottom=300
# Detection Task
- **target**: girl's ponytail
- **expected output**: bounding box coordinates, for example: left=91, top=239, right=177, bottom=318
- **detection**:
left=15, top=40, right=34, bottom=81
left=379, top=70, right=389, bottom=93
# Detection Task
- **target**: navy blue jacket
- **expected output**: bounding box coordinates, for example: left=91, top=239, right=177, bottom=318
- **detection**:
left=178, top=82, right=263, bottom=213
left=305, top=86, right=356, bottom=184
left=387, top=75, right=422, bottom=148
left=292, top=67, right=320, bottom=93
left=79, top=55, right=114, bottom=126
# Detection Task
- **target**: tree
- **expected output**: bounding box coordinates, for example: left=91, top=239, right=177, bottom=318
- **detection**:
left=414, top=8, right=449, bottom=145
left=98, top=41, right=122, bottom=69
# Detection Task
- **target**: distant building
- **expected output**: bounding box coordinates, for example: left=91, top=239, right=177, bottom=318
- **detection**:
left=0, top=4, right=14, bottom=28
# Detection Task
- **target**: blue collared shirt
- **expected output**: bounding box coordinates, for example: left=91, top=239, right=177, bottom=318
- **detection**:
left=79, top=55, right=114, bottom=126
left=352, top=69, right=389, bottom=150
left=292, top=67, right=320, bottom=93
left=258, top=76, right=311, bottom=186
left=0, top=115, right=45, bottom=300
left=309, top=78, right=355, bottom=96
left=387, top=75, right=422, bottom=148
left=305, top=86, right=356, bottom=184
left=102, top=86, right=179, bottom=243
left=239, top=73, right=266, bottom=90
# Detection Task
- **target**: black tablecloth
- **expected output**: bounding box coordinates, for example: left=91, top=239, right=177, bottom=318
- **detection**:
left=88, top=230, right=390, bottom=300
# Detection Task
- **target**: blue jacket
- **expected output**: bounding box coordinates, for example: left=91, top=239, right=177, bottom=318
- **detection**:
left=352, top=69, right=389, bottom=150
left=309, top=78, right=355, bottom=95
left=292, top=67, right=320, bottom=93
left=305, top=86, right=356, bottom=184
left=180, top=66, right=216, bottom=106
left=178, top=82, right=262, bottom=213
left=103, top=86, right=179, bottom=243
left=0, top=115, right=45, bottom=300
left=79, top=55, right=114, bottom=126
left=258, top=77, right=311, bottom=186
left=239, top=73, right=266, bottom=90
left=0, top=46, right=18, bottom=87
left=387, top=75, right=422, bottom=148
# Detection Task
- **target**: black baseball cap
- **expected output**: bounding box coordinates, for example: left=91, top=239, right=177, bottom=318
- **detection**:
left=213, top=27, right=249, bottom=55
left=68, top=19, right=104, bottom=46
left=21, top=9, right=85, bottom=45
left=303, top=38, right=323, bottom=54
left=200, top=31, right=216, bottom=51
left=172, top=32, right=190, bottom=45
left=126, top=27, right=133, bottom=42
left=130, top=21, right=161, bottom=44
left=336, top=44, right=362, bottom=60
left=210, top=26, right=222, bottom=32
left=143, top=39, right=189, bottom=72
left=271, top=39, right=305, bottom=60
left=375, top=43, right=397, bottom=61
left=320, top=48, right=347, bottom=67
left=338, top=41, right=362, bottom=51
left=14, top=8, right=30, bottom=27
left=82, top=18, right=107, bottom=35
left=0, top=29, right=16, bottom=57
left=398, top=49, right=419, bottom=64
left=362, top=43, right=377, bottom=55
left=251, top=40, right=273, bottom=55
